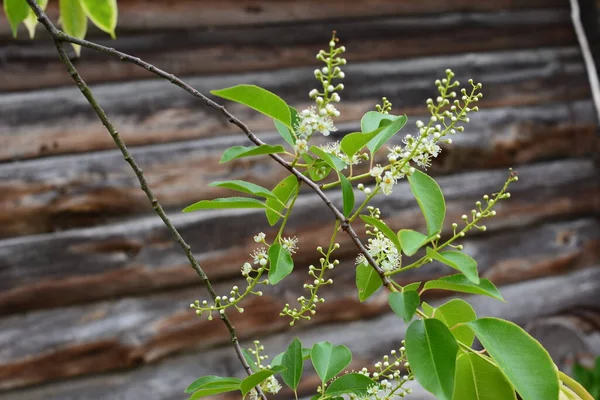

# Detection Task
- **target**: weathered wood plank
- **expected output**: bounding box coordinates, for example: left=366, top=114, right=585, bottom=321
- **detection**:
left=0, top=47, right=589, bottom=161
left=0, top=266, right=598, bottom=397
left=0, top=159, right=598, bottom=316
left=1, top=100, right=596, bottom=238
left=0, top=9, right=576, bottom=91
left=0, top=0, right=568, bottom=38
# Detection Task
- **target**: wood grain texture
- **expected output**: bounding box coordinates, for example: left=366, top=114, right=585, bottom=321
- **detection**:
left=0, top=265, right=597, bottom=397
left=0, top=47, right=590, bottom=162
left=0, top=9, right=575, bottom=91
left=1, top=100, right=596, bottom=238
left=0, top=159, right=598, bottom=316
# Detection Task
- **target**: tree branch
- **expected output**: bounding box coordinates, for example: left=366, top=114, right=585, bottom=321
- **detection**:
left=24, top=1, right=267, bottom=398
left=29, top=5, right=393, bottom=289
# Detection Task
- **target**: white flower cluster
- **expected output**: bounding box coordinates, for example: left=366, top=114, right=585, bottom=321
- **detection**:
left=367, top=69, right=482, bottom=196
left=246, top=341, right=283, bottom=399
left=356, top=207, right=401, bottom=271
left=293, top=33, right=346, bottom=153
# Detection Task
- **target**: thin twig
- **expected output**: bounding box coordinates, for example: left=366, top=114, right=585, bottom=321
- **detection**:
left=570, top=0, right=600, bottom=123
left=33, top=7, right=393, bottom=288
left=25, top=2, right=267, bottom=398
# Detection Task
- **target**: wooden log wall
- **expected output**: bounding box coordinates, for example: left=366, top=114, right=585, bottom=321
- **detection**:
left=0, top=0, right=599, bottom=398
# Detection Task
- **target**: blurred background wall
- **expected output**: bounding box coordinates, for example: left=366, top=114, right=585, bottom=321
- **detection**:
left=0, top=1, right=599, bottom=399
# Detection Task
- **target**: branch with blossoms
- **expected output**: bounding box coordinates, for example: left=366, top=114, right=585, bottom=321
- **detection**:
left=16, top=1, right=594, bottom=399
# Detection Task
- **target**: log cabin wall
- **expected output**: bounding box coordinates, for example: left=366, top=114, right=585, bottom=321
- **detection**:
left=0, top=1, right=599, bottom=399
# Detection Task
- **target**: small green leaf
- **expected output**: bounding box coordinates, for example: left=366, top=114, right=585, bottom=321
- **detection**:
left=274, top=106, right=298, bottom=147
left=340, top=128, right=382, bottom=159
left=325, top=373, right=377, bottom=397
left=219, top=144, right=286, bottom=163
left=59, top=0, right=88, bottom=56
left=408, top=170, right=446, bottom=236
left=209, top=180, right=279, bottom=202
left=185, top=376, right=242, bottom=394
left=398, top=229, right=434, bottom=256
left=405, top=319, right=458, bottom=400
left=360, top=215, right=402, bottom=252
left=431, top=299, right=477, bottom=346
left=421, top=301, right=435, bottom=317
left=212, top=85, right=292, bottom=128
left=4, top=0, right=29, bottom=37
left=403, top=282, right=422, bottom=292
left=340, top=174, right=355, bottom=217
left=242, top=349, right=260, bottom=373
left=272, top=348, right=311, bottom=367
left=268, top=244, right=294, bottom=285
left=311, top=341, right=352, bottom=383
left=265, top=175, right=298, bottom=226
left=388, top=291, right=420, bottom=323
left=281, top=338, right=303, bottom=391
left=361, top=111, right=391, bottom=132
left=356, top=262, right=383, bottom=302
left=426, top=248, right=479, bottom=284
left=307, top=159, right=332, bottom=181
left=189, top=384, right=241, bottom=399
left=80, top=0, right=117, bottom=38
left=310, top=145, right=347, bottom=171
left=467, top=318, right=560, bottom=400
left=366, top=114, right=408, bottom=154
left=240, top=366, right=286, bottom=397
left=452, top=353, right=517, bottom=400
left=24, top=0, right=49, bottom=39
left=422, top=274, right=504, bottom=301
left=183, top=197, right=266, bottom=212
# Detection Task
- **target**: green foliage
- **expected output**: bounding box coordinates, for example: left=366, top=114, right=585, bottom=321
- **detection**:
left=405, top=319, right=458, bottom=400
left=309, top=145, right=347, bottom=171
left=398, top=229, right=432, bottom=256
left=240, top=366, right=286, bottom=397
left=426, top=248, right=479, bottom=284
left=355, top=261, right=383, bottom=302
left=265, top=174, right=298, bottom=225
left=211, top=85, right=292, bottom=128
left=429, top=299, right=477, bottom=346
left=268, top=244, right=294, bottom=284
left=325, top=373, right=376, bottom=397
left=423, top=274, right=504, bottom=301
left=209, top=180, right=279, bottom=201
left=274, top=106, right=299, bottom=147
left=219, top=144, right=286, bottom=163
left=310, top=341, right=352, bottom=383
left=408, top=169, right=446, bottom=236
left=467, top=318, right=560, bottom=400
left=339, top=174, right=354, bottom=217
left=59, top=0, right=87, bottom=56
left=80, top=0, right=117, bottom=38
left=388, top=291, right=419, bottom=323
left=360, top=215, right=402, bottom=252
left=4, top=0, right=30, bottom=37
left=280, top=338, right=303, bottom=391
left=573, top=357, right=600, bottom=399
left=453, top=353, right=516, bottom=400
left=182, top=197, right=267, bottom=212
left=24, top=0, right=48, bottom=38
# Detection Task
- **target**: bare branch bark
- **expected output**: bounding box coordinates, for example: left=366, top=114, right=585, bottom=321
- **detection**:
left=24, top=2, right=268, bottom=398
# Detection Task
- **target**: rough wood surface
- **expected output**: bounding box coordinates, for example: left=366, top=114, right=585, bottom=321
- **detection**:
left=0, top=266, right=597, bottom=398
left=0, top=9, right=576, bottom=91
left=1, top=159, right=598, bottom=316
left=1, top=100, right=596, bottom=238
left=0, top=47, right=590, bottom=161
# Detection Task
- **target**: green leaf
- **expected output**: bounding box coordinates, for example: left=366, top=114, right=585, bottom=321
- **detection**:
left=59, top=0, right=88, bottom=56
left=356, top=262, right=383, bottom=302
left=310, top=145, right=347, bottom=171
left=189, top=384, right=241, bottom=399
left=211, top=85, right=292, bottom=128
left=403, top=282, right=422, bottom=292
left=388, top=291, right=420, bottom=323
left=240, top=366, right=286, bottom=397
left=274, top=106, right=298, bottom=147
left=219, top=144, right=286, bottom=163
left=340, top=128, right=381, bottom=159
left=340, top=174, right=355, bottom=217
left=23, top=0, right=49, bottom=39
left=426, top=248, right=479, bottom=284
left=325, top=373, right=377, bottom=397
left=466, top=318, right=560, bottom=400
left=268, top=244, right=294, bottom=285
left=398, top=229, right=434, bottom=256
left=311, top=341, right=352, bottom=383
left=361, top=111, right=391, bottom=132
left=209, top=180, right=279, bottom=202
left=360, top=215, right=402, bottom=252
left=422, top=274, right=504, bottom=301
left=242, top=349, right=260, bottom=373
left=452, top=353, right=517, bottom=400
left=421, top=301, right=435, bottom=317
left=432, top=299, right=477, bottom=346
left=366, top=114, right=408, bottom=154
left=405, top=319, right=458, bottom=400
left=408, top=170, right=446, bottom=236
left=183, top=197, right=266, bottom=212
left=307, top=160, right=332, bottom=181
left=281, top=338, right=303, bottom=391
left=265, top=174, right=298, bottom=226
left=272, top=348, right=311, bottom=367
left=4, top=0, right=29, bottom=37
left=185, top=376, right=242, bottom=394
left=80, top=0, right=117, bottom=38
